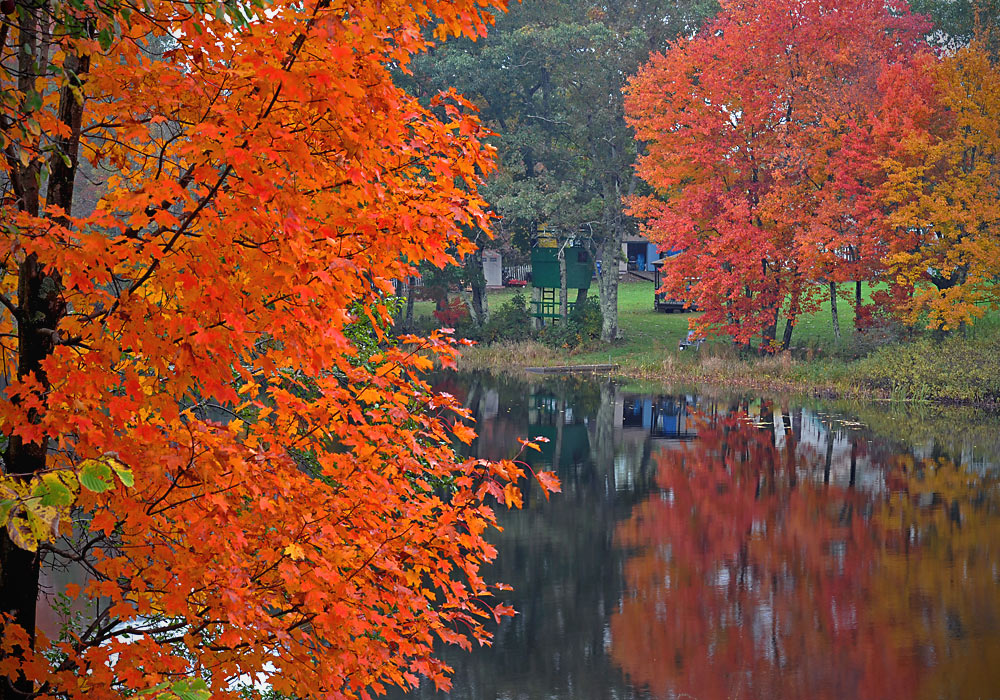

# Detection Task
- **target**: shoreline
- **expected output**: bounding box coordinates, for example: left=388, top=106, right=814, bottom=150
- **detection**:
left=458, top=337, right=1000, bottom=409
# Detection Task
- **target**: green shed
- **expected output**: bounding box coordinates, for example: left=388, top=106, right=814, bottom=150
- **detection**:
left=529, top=246, right=594, bottom=321
left=530, top=247, right=593, bottom=289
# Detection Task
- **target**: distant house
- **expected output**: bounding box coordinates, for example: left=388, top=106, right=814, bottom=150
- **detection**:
left=622, top=235, right=661, bottom=272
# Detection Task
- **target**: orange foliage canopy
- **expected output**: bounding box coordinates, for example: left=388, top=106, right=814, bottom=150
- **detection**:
left=0, top=0, right=556, bottom=697
left=624, top=0, right=929, bottom=347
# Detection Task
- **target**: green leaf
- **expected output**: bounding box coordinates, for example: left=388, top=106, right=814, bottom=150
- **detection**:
left=0, top=497, right=14, bottom=524
left=111, top=461, right=135, bottom=487
left=97, top=27, right=112, bottom=51
left=79, top=459, right=113, bottom=493
left=170, top=678, right=210, bottom=700
left=32, top=473, right=75, bottom=507
left=24, top=90, right=42, bottom=112
left=137, top=682, right=169, bottom=697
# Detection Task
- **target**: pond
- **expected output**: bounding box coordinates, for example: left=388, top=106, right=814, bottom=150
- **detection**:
left=394, top=371, right=1000, bottom=700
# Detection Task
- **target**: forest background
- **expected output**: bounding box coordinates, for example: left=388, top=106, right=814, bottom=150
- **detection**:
left=2, top=2, right=1000, bottom=700
left=405, top=0, right=1000, bottom=405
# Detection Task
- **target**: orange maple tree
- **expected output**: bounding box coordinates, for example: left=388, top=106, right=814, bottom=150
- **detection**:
left=624, top=0, right=929, bottom=348
left=0, top=0, right=557, bottom=698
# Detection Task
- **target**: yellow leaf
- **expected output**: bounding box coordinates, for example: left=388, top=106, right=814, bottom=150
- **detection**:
left=284, top=543, right=306, bottom=560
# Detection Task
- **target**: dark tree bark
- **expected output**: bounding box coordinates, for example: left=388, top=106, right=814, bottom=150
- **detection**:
left=781, top=318, right=794, bottom=351
left=0, top=13, right=88, bottom=697
left=824, top=426, right=834, bottom=485
left=404, top=278, right=415, bottom=330
left=464, top=249, right=488, bottom=326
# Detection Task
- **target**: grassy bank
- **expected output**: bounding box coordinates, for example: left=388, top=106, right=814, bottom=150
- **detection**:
left=453, top=281, right=1000, bottom=406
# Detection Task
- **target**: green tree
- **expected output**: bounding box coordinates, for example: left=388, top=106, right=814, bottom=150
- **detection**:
left=408, top=0, right=717, bottom=342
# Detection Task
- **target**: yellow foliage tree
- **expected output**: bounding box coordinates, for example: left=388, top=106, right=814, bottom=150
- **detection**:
left=879, top=43, right=1000, bottom=329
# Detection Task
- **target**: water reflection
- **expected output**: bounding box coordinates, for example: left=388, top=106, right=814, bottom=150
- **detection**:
left=399, top=374, right=1000, bottom=700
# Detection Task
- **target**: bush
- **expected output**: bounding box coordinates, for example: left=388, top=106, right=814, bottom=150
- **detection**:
left=539, top=295, right=602, bottom=349
left=481, top=292, right=535, bottom=344
left=853, top=336, right=1000, bottom=403
left=840, top=317, right=909, bottom=359
left=433, top=297, right=470, bottom=326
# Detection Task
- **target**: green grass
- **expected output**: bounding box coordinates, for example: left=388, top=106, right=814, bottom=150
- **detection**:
left=453, top=280, right=1000, bottom=406
left=537, top=280, right=867, bottom=365
left=571, top=281, right=695, bottom=365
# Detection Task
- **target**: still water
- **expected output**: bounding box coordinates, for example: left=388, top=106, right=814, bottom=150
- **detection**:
left=397, top=372, right=1000, bottom=700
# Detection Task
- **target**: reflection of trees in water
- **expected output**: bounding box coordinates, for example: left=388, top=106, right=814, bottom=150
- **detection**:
left=874, top=453, right=1000, bottom=699
left=825, top=400, right=1000, bottom=470
left=399, top=376, right=1000, bottom=699
left=399, top=375, right=664, bottom=699
left=611, top=403, right=1000, bottom=700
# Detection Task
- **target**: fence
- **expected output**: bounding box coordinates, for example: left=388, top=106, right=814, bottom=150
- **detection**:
left=502, top=264, right=531, bottom=284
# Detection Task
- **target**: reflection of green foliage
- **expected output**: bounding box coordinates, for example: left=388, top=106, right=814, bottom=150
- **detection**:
left=830, top=401, right=1000, bottom=464
left=523, top=374, right=605, bottom=418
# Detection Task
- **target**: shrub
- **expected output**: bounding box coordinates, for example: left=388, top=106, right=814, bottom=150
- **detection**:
left=853, top=336, right=1000, bottom=403
left=539, top=295, right=602, bottom=349
left=433, top=296, right=470, bottom=326
left=482, top=292, right=535, bottom=344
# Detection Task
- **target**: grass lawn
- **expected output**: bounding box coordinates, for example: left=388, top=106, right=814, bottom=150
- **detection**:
left=443, top=280, right=865, bottom=365
left=451, top=280, right=1000, bottom=404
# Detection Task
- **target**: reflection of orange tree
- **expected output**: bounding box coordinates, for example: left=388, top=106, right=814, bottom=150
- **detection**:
left=873, top=455, right=1000, bottom=699
left=610, top=408, right=921, bottom=700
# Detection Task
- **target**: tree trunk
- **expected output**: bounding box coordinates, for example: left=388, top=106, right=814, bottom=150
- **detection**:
left=591, top=225, right=622, bottom=342
left=780, top=285, right=802, bottom=351
left=552, top=396, right=565, bottom=475
left=1, top=21, right=87, bottom=697
left=591, top=176, right=628, bottom=343
left=824, top=426, right=834, bottom=485
left=829, top=281, right=841, bottom=342
left=1, top=259, right=65, bottom=700
left=849, top=437, right=857, bottom=488
left=465, top=249, right=488, bottom=326
left=404, top=277, right=415, bottom=330
left=781, top=318, right=794, bottom=351
left=595, top=381, right=618, bottom=488
left=762, top=316, right=777, bottom=352
left=531, top=286, right=542, bottom=330
left=782, top=408, right=797, bottom=489
left=595, top=252, right=619, bottom=341
left=558, top=243, right=568, bottom=323
left=471, top=282, right=488, bottom=326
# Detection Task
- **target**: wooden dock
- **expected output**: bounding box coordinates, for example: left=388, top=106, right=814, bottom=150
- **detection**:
left=525, top=364, right=619, bottom=374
